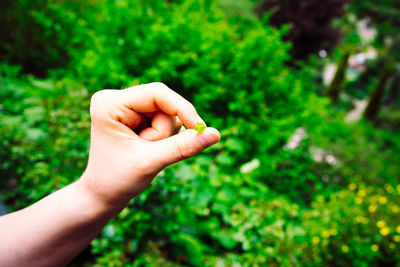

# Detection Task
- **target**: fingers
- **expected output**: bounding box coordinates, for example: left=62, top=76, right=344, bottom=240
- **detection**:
left=173, top=118, right=183, bottom=135
left=121, top=83, right=205, bottom=130
left=139, top=111, right=175, bottom=141
left=152, top=127, right=221, bottom=167
left=137, top=114, right=185, bottom=141
left=137, top=115, right=184, bottom=141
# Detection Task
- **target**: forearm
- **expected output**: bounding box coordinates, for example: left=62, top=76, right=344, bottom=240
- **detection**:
left=0, top=179, right=122, bottom=267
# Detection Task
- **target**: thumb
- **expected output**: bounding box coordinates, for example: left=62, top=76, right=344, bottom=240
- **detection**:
left=153, top=128, right=220, bottom=168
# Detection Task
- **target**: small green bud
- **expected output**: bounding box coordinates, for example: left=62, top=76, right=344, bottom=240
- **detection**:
left=195, top=122, right=206, bottom=134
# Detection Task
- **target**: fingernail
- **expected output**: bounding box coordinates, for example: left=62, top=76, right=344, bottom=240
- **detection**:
left=199, top=132, right=216, bottom=148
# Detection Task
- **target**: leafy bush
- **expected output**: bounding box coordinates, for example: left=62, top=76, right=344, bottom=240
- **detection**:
left=0, top=64, right=91, bottom=208
left=0, top=0, right=96, bottom=76
left=1, top=0, right=400, bottom=266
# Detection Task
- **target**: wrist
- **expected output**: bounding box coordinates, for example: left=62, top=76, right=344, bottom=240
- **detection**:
left=76, top=171, right=132, bottom=215
left=74, top=177, right=128, bottom=219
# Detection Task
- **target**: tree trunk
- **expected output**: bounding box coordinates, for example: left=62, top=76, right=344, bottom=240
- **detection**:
left=384, top=71, right=399, bottom=106
left=364, top=61, right=394, bottom=121
left=326, top=51, right=350, bottom=104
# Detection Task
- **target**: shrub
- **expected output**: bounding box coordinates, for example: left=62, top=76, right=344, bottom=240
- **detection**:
left=1, top=1, right=400, bottom=266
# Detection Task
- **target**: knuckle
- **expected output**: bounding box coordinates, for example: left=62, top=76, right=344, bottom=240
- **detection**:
left=151, top=82, right=170, bottom=94
left=177, top=144, right=187, bottom=161
left=151, top=82, right=168, bottom=89
left=181, top=102, right=197, bottom=118
left=90, top=90, right=113, bottom=120
left=91, top=90, right=107, bottom=105
left=185, top=102, right=196, bottom=113
left=176, top=141, right=196, bottom=161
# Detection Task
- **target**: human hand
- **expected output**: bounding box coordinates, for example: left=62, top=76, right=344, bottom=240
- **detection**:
left=80, top=83, right=220, bottom=209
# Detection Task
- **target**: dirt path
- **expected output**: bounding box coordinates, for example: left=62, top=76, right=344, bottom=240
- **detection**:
left=345, top=99, right=368, bottom=123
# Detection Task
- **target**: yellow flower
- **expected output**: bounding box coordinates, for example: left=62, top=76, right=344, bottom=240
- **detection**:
left=371, top=244, right=379, bottom=252
left=341, top=245, right=349, bottom=253
left=377, top=220, right=386, bottom=228
left=316, top=196, right=324, bottom=203
left=384, top=184, right=394, bottom=193
left=368, top=205, right=377, bottom=213
left=349, top=183, right=357, bottom=191
left=358, top=189, right=366, bottom=197
left=355, top=197, right=363, bottom=204
left=396, top=225, right=400, bottom=234
left=312, top=236, right=320, bottom=245
left=391, top=205, right=399, bottom=214
left=355, top=216, right=368, bottom=224
left=378, top=196, right=387, bottom=204
left=330, top=229, right=338, bottom=236
left=394, top=236, right=400, bottom=242
left=322, top=230, right=330, bottom=239
left=380, top=227, right=390, bottom=236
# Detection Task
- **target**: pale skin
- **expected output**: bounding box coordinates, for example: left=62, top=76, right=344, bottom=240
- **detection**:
left=0, top=82, right=220, bottom=267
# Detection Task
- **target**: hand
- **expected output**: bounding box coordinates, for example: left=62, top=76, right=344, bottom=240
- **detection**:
left=80, top=82, right=220, bottom=208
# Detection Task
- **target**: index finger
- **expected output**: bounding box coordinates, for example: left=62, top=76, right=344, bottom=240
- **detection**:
left=120, top=82, right=205, bottom=129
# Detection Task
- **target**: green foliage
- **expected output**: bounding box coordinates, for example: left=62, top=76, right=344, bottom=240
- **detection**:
left=1, top=0, right=400, bottom=266
left=0, top=64, right=91, bottom=208
left=0, top=0, right=96, bottom=76
left=204, top=183, right=400, bottom=266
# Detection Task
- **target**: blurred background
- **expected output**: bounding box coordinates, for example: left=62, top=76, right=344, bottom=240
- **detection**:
left=1, top=0, right=400, bottom=266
